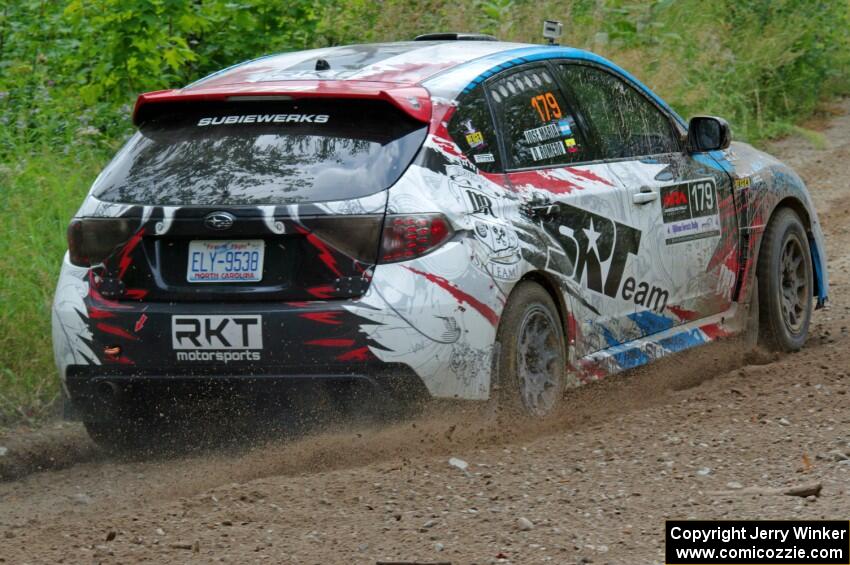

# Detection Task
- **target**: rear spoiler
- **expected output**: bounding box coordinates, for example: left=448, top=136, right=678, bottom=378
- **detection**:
left=132, top=81, right=432, bottom=125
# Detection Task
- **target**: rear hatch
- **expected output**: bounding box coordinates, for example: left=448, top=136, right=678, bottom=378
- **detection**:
left=82, top=98, right=428, bottom=302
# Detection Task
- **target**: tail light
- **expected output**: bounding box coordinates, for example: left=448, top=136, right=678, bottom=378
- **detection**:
left=379, top=213, right=453, bottom=263
left=67, top=219, right=135, bottom=267
left=303, top=215, right=384, bottom=264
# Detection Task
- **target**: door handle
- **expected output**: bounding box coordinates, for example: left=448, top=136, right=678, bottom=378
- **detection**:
left=529, top=204, right=559, bottom=219
left=632, top=190, right=658, bottom=205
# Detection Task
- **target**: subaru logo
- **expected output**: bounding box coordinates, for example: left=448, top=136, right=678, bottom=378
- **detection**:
left=204, top=212, right=235, bottom=231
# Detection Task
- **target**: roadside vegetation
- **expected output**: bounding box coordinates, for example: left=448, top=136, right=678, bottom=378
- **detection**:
left=1, top=0, right=848, bottom=423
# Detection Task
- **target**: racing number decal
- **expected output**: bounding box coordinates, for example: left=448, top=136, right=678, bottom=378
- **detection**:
left=530, top=92, right=563, bottom=122
left=661, top=179, right=721, bottom=245
left=689, top=180, right=715, bottom=213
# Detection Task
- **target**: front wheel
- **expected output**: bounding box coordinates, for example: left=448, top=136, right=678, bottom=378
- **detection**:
left=757, top=208, right=813, bottom=351
left=495, top=281, right=566, bottom=419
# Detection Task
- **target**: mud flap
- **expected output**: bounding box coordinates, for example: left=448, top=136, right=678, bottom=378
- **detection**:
left=810, top=238, right=827, bottom=309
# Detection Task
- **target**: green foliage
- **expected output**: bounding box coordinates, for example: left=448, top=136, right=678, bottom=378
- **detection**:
left=0, top=0, right=329, bottom=156
left=0, top=0, right=848, bottom=420
left=0, top=148, right=104, bottom=422
left=478, top=0, right=516, bottom=37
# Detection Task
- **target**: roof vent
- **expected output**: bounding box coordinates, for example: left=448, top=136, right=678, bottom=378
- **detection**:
left=414, top=32, right=498, bottom=41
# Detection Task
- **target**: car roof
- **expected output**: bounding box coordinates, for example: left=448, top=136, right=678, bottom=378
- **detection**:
left=186, top=41, right=530, bottom=89
left=136, top=40, right=684, bottom=127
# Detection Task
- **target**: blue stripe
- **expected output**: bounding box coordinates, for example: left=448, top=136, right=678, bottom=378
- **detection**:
left=601, top=326, right=621, bottom=348
left=628, top=311, right=676, bottom=335
left=612, top=347, right=650, bottom=370
left=658, top=328, right=706, bottom=352
left=601, top=326, right=650, bottom=369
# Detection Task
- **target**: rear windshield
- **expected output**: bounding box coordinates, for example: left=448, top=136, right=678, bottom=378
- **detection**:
left=92, top=99, right=427, bottom=205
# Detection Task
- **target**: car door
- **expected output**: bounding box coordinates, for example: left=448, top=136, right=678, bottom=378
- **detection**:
left=554, top=62, right=738, bottom=338
left=485, top=63, right=646, bottom=353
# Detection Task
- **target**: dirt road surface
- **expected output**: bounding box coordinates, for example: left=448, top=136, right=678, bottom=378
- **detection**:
left=2, top=101, right=849, bottom=564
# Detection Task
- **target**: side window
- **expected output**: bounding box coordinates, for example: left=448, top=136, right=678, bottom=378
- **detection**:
left=447, top=85, right=502, bottom=172
left=556, top=64, right=680, bottom=159
left=487, top=66, right=587, bottom=169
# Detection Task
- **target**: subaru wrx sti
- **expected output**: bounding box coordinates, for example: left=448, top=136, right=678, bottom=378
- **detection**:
left=52, top=34, right=828, bottom=448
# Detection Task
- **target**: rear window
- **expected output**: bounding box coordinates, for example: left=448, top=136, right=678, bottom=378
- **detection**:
left=92, top=99, right=427, bottom=206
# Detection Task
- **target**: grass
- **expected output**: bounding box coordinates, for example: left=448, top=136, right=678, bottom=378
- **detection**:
left=0, top=146, right=109, bottom=422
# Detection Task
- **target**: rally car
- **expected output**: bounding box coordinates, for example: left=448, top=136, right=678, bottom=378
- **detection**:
left=52, top=34, right=828, bottom=449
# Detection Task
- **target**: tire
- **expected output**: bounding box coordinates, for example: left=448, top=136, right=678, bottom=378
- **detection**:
left=494, top=281, right=566, bottom=419
left=756, top=208, right=813, bottom=351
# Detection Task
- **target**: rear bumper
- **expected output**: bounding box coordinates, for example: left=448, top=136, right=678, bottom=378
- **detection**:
left=55, top=291, right=431, bottom=420
left=64, top=363, right=428, bottom=422
left=54, top=286, right=393, bottom=374
left=53, top=241, right=504, bottom=408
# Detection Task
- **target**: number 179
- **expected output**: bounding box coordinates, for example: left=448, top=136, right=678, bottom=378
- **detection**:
left=531, top=92, right=562, bottom=122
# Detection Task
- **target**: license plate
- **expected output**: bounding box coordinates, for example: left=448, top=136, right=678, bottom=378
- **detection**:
left=187, top=240, right=264, bottom=283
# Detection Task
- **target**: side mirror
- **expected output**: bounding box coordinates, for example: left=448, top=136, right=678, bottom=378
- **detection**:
left=687, top=116, right=731, bottom=152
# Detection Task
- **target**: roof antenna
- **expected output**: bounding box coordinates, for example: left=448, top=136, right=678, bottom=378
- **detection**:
left=542, top=20, right=563, bottom=45
left=315, top=58, right=330, bottom=71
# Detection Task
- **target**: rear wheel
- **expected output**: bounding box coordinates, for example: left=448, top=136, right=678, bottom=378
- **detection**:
left=495, top=281, right=566, bottom=419
left=757, top=208, right=813, bottom=351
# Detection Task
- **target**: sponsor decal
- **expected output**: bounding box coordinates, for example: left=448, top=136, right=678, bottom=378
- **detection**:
left=459, top=119, right=486, bottom=150
left=542, top=203, right=669, bottom=313
left=446, top=165, right=506, bottom=218
left=466, top=190, right=495, bottom=217
left=197, top=114, right=329, bottom=126
left=176, top=350, right=260, bottom=362
left=473, top=221, right=521, bottom=266
left=172, top=315, right=262, bottom=362
left=661, top=179, right=721, bottom=245
left=465, top=131, right=485, bottom=148
left=473, top=153, right=495, bottom=164
left=564, top=138, right=578, bottom=153
left=734, top=176, right=751, bottom=189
